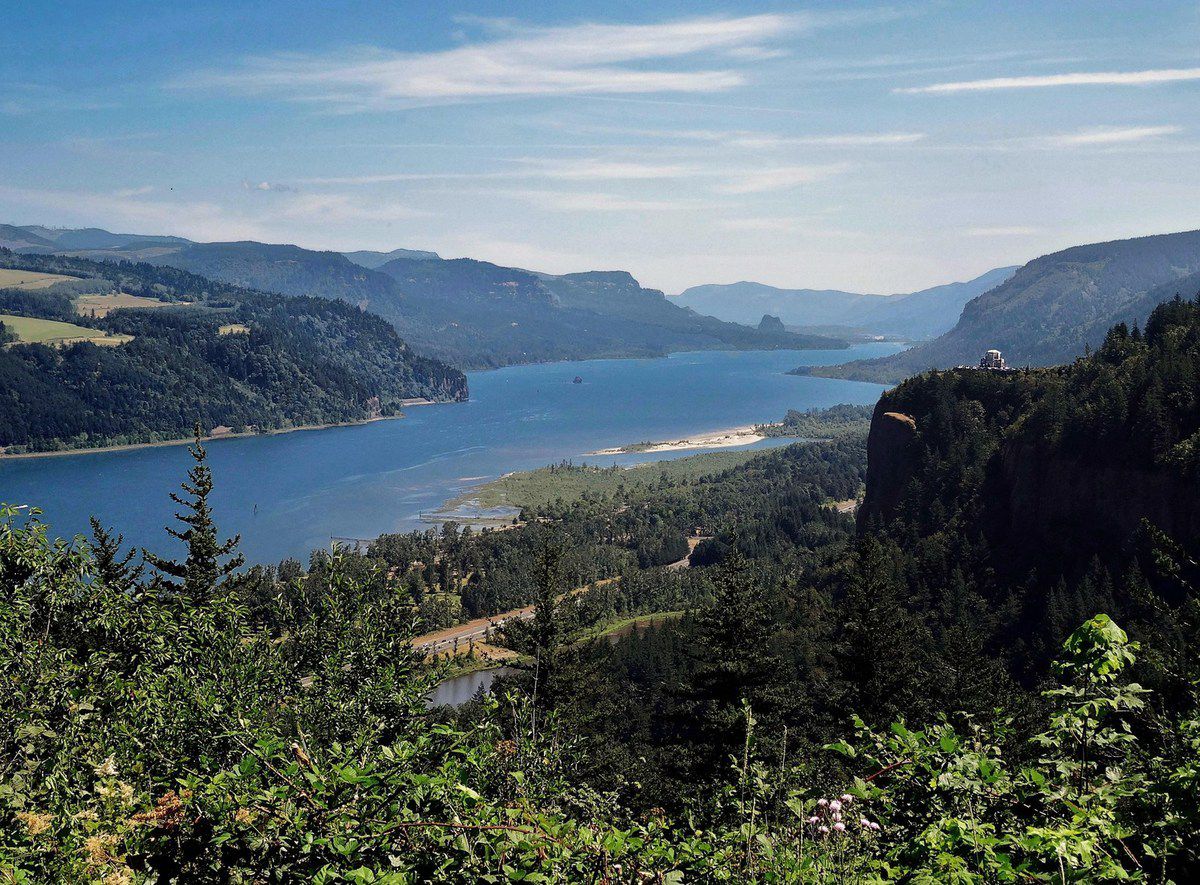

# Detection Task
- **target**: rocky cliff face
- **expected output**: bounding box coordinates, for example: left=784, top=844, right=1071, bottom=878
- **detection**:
left=990, top=442, right=1200, bottom=562
left=858, top=405, right=918, bottom=531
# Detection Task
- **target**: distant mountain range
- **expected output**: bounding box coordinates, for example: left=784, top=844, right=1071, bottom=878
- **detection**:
left=813, top=229, right=1200, bottom=383
left=0, top=225, right=842, bottom=369
left=673, top=266, right=1019, bottom=341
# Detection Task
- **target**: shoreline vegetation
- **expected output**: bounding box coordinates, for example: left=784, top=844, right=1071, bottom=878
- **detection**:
left=431, top=449, right=768, bottom=522
left=426, top=406, right=878, bottom=525
left=0, top=404, right=437, bottom=460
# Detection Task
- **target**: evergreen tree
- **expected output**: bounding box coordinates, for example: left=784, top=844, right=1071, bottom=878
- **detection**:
left=673, top=549, right=784, bottom=793
left=143, top=427, right=243, bottom=600
left=530, top=534, right=565, bottom=706
left=88, top=517, right=144, bottom=592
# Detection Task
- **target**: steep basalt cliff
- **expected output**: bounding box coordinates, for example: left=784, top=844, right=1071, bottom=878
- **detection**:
left=858, top=407, right=918, bottom=531
left=856, top=293, right=1200, bottom=581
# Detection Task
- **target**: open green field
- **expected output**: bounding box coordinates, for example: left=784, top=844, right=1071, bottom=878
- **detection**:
left=444, top=448, right=769, bottom=512
left=74, top=292, right=181, bottom=318
left=0, top=268, right=82, bottom=290
left=0, top=314, right=132, bottom=347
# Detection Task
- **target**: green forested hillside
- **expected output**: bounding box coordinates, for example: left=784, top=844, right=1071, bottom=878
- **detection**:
left=0, top=250, right=466, bottom=452
left=0, top=226, right=844, bottom=368
left=815, top=229, right=1200, bottom=382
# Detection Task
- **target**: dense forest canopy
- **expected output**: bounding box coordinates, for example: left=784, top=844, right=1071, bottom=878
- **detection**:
left=0, top=250, right=466, bottom=452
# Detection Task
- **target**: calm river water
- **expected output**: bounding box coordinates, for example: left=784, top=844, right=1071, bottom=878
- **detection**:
left=0, top=343, right=900, bottom=564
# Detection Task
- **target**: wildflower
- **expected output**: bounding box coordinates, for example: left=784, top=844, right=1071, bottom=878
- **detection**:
left=93, top=755, right=119, bottom=778
left=16, top=810, right=52, bottom=837
left=869, top=822, right=881, bottom=831
left=82, top=833, right=118, bottom=867
left=807, top=815, right=820, bottom=825
left=817, top=798, right=828, bottom=807
left=73, top=809, right=99, bottom=821
left=818, top=825, right=830, bottom=834
left=840, top=793, right=854, bottom=804
left=829, top=799, right=842, bottom=812
left=103, top=868, right=134, bottom=885
left=833, top=822, right=846, bottom=833
left=859, top=817, right=871, bottom=827
left=129, top=791, right=185, bottom=830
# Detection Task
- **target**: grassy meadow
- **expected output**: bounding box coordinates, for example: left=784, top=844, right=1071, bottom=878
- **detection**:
left=0, top=268, right=82, bottom=289
left=74, top=292, right=180, bottom=317
left=0, top=313, right=132, bottom=347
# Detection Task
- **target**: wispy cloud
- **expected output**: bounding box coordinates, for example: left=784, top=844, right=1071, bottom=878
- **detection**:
left=964, top=226, right=1042, bottom=237
left=714, top=164, right=850, bottom=195
left=492, top=189, right=693, bottom=212
left=0, top=185, right=267, bottom=242
left=179, top=14, right=808, bottom=109
left=898, top=67, right=1200, bottom=94
left=728, top=132, right=926, bottom=148
left=1036, top=125, right=1182, bottom=147
left=587, top=125, right=926, bottom=148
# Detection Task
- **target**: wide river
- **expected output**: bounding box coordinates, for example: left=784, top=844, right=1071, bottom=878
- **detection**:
left=0, top=343, right=900, bottom=565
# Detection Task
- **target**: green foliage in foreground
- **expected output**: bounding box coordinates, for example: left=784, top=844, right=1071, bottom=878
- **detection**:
left=2, top=492, right=1197, bottom=881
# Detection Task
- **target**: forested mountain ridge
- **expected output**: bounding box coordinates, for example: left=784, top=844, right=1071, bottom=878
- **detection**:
left=0, top=224, right=844, bottom=369
left=817, top=228, right=1200, bottom=382
left=674, top=265, right=1018, bottom=339
left=0, top=250, right=466, bottom=453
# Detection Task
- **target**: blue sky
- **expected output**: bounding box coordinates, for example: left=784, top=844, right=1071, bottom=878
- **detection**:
left=2, top=1, right=1199, bottom=293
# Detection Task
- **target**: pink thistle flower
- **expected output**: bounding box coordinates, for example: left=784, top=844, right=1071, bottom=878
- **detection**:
left=829, top=800, right=842, bottom=812
left=833, top=822, right=846, bottom=833
left=807, top=816, right=820, bottom=825
left=859, top=817, right=871, bottom=827
left=818, top=825, right=830, bottom=835
left=840, top=794, right=854, bottom=804
left=817, top=798, right=828, bottom=807
left=869, top=822, right=881, bottom=831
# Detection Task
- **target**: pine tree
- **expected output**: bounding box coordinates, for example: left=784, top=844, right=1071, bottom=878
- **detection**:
left=89, top=517, right=144, bottom=592
left=530, top=535, right=565, bottom=705
left=144, top=427, right=243, bottom=601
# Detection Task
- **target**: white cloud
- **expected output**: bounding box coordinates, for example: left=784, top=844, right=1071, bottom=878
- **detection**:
left=524, top=158, right=705, bottom=181
left=0, top=185, right=267, bottom=242
left=179, top=14, right=807, bottom=108
left=714, top=164, right=850, bottom=194
left=565, top=124, right=926, bottom=148
left=728, top=132, right=926, bottom=148
left=273, top=193, right=424, bottom=223
left=898, top=67, right=1200, bottom=94
left=495, top=189, right=693, bottom=212
left=1037, top=125, right=1182, bottom=147
left=963, top=226, right=1042, bottom=237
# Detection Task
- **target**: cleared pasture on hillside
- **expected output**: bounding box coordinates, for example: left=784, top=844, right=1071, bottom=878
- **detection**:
left=0, top=313, right=132, bottom=347
left=74, top=292, right=182, bottom=317
left=0, top=268, right=82, bottom=290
